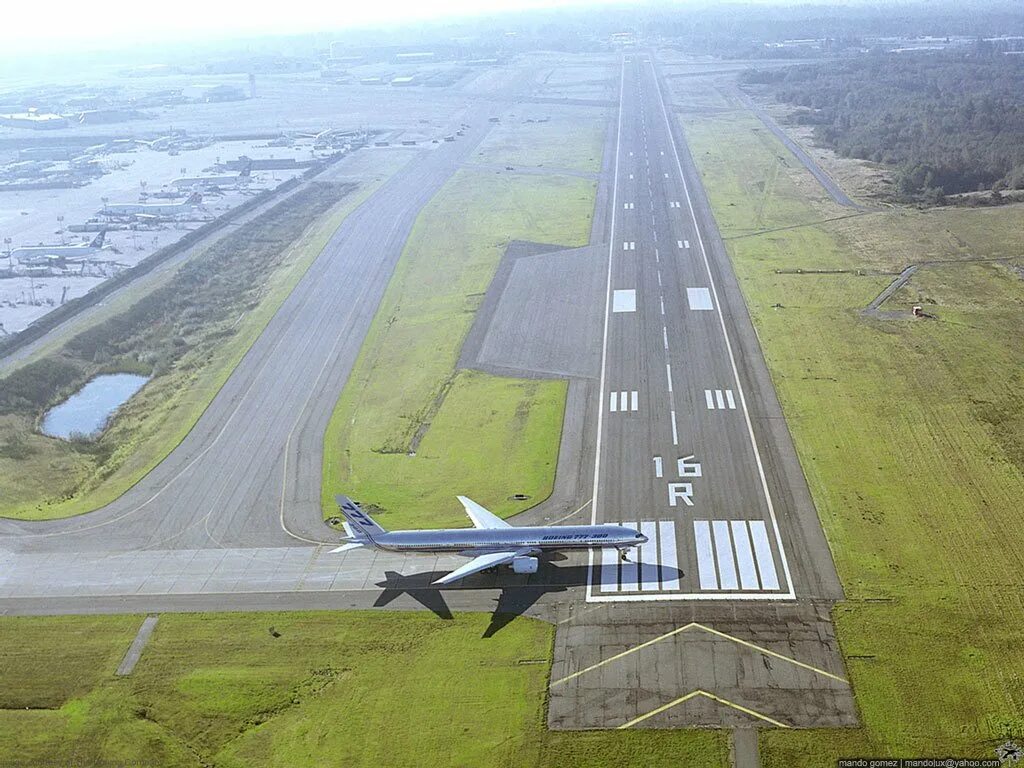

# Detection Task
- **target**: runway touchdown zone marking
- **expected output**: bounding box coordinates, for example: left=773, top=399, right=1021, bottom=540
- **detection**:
left=612, top=289, right=637, bottom=313
left=704, top=389, right=736, bottom=410
left=609, top=390, right=639, bottom=413
left=686, top=287, right=714, bottom=311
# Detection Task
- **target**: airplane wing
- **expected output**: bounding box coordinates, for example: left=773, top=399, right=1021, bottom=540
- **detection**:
left=433, top=550, right=523, bottom=585
left=329, top=542, right=364, bottom=554
left=457, top=495, right=511, bottom=529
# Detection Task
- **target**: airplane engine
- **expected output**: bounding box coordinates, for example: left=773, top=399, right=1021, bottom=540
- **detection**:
left=512, top=556, right=538, bottom=575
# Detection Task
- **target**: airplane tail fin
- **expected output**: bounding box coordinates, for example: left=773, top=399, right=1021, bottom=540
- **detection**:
left=335, top=495, right=386, bottom=544
left=89, top=230, right=106, bottom=249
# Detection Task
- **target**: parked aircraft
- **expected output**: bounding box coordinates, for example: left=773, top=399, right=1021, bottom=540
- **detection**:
left=11, top=231, right=108, bottom=263
left=101, top=192, right=203, bottom=218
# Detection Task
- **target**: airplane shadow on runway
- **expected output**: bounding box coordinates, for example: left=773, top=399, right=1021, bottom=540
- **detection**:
left=373, top=558, right=683, bottom=637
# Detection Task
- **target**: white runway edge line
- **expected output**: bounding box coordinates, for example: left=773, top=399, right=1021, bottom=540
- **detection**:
left=649, top=56, right=796, bottom=600
left=586, top=56, right=627, bottom=603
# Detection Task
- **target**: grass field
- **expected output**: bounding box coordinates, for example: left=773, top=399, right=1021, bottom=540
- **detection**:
left=0, top=612, right=730, bottom=767
left=682, top=95, right=1024, bottom=763
left=322, top=168, right=596, bottom=529
left=0, top=153, right=408, bottom=521
left=473, top=106, right=607, bottom=173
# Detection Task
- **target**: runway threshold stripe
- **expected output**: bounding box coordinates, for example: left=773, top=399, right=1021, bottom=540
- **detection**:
left=610, top=391, right=618, bottom=412
left=712, top=520, right=739, bottom=590
left=749, top=520, right=780, bottom=590
left=640, top=520, right=659, bottom=591
left=620, top=523, right=639, bottom=590
left=731, top=521, right=760, bottom=590
left=715, top=389, right=725, bottom=410
left=726, top=389, right=736, bottom=409
left=694, top=521, right=717, bottom=589
left=705, top=389, right=714, bottom=409
left=600, top=541, right=620, bottom=592
left=658, top=520, right=680, bottom=590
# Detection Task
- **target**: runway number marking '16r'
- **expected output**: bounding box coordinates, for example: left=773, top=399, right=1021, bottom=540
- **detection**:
left=654, top=455, right=701, bottom=507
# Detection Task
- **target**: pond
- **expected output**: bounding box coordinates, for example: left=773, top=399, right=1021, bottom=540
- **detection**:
left=40, top=373, right=149, bottom=440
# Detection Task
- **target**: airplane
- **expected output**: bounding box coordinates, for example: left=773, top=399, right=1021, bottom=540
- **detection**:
left=331, top=494, right=647, bottom=585
left=168, top=166, right=251, bottom=191
left=100, top=191, right=203, bottom=218
left=11, top=231, right=108, bottom=262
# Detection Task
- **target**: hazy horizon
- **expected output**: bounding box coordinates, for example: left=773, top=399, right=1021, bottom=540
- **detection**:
left=3, top=0, right=998, bottom=58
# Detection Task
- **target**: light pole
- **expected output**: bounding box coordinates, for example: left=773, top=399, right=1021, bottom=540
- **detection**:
left=57, top=215, right=65, bottom=245
left=3, top=237, right=12, bottom=272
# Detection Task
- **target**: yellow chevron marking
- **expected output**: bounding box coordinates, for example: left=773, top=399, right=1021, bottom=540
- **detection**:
left=617, top=689, right=790, bottom=729
left=552, top=621, right=847, bottom=686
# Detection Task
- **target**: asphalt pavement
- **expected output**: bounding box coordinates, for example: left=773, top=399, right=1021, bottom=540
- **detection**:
left=0, top=52, right=857, bottom=734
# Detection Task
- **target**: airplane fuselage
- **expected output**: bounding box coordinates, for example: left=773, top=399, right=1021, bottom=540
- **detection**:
left=12, top=244, right=101, bottom=259
left=364, top=524, right=642, bottom=554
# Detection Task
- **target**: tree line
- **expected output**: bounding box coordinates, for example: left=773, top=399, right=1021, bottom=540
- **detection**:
left=741, top=53, right=1024, bottom=202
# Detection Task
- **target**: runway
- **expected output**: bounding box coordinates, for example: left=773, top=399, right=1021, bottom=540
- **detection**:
left=546, top=53, right=855, bottom=730
left=583, top=55, right=839, bottom=602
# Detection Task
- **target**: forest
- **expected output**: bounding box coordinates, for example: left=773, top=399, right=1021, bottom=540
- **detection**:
left=741, top=53, right=1024, bottom=202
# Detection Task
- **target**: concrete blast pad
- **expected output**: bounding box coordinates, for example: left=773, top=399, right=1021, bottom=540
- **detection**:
left=548, top=602, right=858, bottom=730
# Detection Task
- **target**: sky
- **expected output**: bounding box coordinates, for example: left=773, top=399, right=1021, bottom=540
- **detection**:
left=5, top=0, right=635, bottom=55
